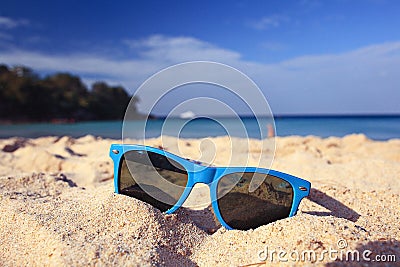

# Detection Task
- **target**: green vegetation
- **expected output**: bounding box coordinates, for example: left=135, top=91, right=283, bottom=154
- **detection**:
left=0, top=64, right=140, bottom=122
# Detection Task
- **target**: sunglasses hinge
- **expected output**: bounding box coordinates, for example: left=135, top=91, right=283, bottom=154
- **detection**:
left=191, top=166, right=216, bottom=185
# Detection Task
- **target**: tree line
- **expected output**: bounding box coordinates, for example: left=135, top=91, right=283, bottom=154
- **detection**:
left=0, top=64, right=140, bottom=122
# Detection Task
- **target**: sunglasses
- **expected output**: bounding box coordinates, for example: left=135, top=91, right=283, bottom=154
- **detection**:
left=109, top=144, right=311, bottom=230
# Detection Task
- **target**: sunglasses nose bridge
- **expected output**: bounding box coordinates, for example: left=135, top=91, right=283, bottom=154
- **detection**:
left=191, top=166, right=216, bottom=185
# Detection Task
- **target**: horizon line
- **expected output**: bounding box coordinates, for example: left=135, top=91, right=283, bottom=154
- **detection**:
left=151, top=113, right=400, bottom=119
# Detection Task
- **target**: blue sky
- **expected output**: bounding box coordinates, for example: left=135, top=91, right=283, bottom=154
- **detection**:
left=1, top=0, right=400, bottom=115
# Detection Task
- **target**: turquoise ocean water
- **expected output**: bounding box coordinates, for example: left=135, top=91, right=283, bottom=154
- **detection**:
left=0, top=116, right=399, bottom=140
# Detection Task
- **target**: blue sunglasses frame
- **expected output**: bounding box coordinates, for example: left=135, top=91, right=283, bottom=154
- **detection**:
left=110, top=144, right=311, bottom=230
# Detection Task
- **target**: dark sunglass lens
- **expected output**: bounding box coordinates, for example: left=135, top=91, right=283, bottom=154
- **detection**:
left=119, top=150, right=188, bottom=212
left=217, top=172, right=293, bottom=230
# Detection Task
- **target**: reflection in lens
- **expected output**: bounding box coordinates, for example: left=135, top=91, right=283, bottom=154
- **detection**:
left=119, top=150, right=188, bottom=212
left=217, top=172, right=293, bottom=230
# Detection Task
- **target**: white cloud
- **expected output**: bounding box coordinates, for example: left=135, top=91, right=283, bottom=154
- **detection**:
left=0, top=49, right=157, bottom=88
left=246, top=42, right=400, bottom=114
left=0, top=35, right=242, bottom=88
left=124, top=35, right=241, bottom=62
left=0, top=35, right=399, bottom=114
left=0, top=16, right=29, bottom=29
left=250, top=15, right=289, bottom=30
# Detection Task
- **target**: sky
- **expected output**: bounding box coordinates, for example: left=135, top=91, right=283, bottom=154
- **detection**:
left=1, top=0, right=400, bottom=116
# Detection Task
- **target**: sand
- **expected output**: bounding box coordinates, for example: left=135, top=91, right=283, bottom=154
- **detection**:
left=0, top=134, right=399, bottom=266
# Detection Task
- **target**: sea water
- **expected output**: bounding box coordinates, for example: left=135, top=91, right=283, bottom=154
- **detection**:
left=0, top=116, right=399, bottom=140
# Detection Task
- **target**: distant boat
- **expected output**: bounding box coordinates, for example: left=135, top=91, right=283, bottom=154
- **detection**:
left=179, top=111, right=196, bottom=119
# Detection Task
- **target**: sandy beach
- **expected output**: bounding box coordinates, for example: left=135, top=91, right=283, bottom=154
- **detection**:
left=0, top=134, right=399, bottom=266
